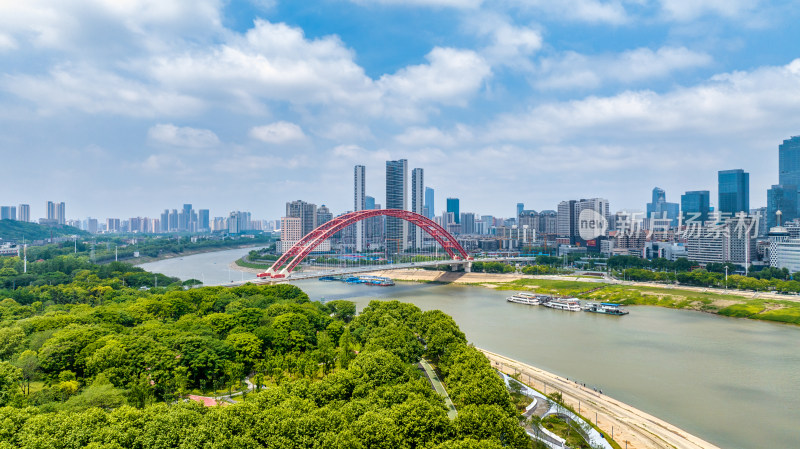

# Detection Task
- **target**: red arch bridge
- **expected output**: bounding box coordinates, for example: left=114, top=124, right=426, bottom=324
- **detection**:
left=258, top=209, right=473, bottom=278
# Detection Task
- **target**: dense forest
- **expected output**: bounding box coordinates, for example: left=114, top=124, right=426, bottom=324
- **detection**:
left=0, top=254, right=534, bottom=448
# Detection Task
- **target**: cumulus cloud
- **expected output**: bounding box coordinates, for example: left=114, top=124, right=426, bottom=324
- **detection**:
left=658, top=0, right=760, bottom=21
left=349, top=0, right=482, bottom=8
left=490, top=59, right=800, bottom=144
left=379, top=47, right=491, bottom=106
left=4, top=65, right=203, bottom=117
left=466, top=14, right=542, bottom=69
left=535, top=46, right=712, bottom=90
left=394, top=125, right=473, bottom=147
left=147, top=124, right=220, bottom=148
left=146, top=20, right=378, bottom=110
left=249, top=121, right=307, bottom=144
left=0, top=0, right=223, bottom=52
left=506, top=0, right=629, bottom=25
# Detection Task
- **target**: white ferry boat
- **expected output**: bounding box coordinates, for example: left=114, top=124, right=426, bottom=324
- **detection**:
left=506, top=292, right=546, bottom=305
left=543, top=298, right=582, bottom=312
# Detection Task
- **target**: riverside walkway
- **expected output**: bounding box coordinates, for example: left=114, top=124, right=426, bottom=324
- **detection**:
left=481, top=349, right=722, bottom=449
left=419, top=358, right=458, bottom=419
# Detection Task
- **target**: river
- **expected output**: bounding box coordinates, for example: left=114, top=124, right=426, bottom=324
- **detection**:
left=139, top=249, right=800, bottom=449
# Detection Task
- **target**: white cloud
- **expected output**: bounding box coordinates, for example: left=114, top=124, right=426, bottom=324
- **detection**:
left=467, top=14, right=542, bottom=69
left=536, top=46, right=712, bottom=90
left=394, top=124, right=473, bottom=147
left=379, top=47, right=491, bottom=106
left=349, top=0, right=482, bottom=8
left=0, top=0, right=223, bottom=51
left=146, top=20, right=378, bottom=110
left=658, top=0, right=760, bottom=21
left=4, top=65, right=204, bottom=117
left=0, top=34, right=16, bottom=51
left=148, top=124, right=220, bottom=148
left=490, top=58, right=800, bottom=143
left=140, top=154, right=189, bottom=173
left=508, top=0, right=629, bottom=25
left=249, top=121, right=307, bottom=144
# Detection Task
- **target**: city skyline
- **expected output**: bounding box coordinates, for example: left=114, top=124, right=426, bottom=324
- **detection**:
left=1, top=2, right=799, bottom=219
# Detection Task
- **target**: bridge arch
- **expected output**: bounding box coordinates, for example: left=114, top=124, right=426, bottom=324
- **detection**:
left=259, top=209, right=470, bottom=277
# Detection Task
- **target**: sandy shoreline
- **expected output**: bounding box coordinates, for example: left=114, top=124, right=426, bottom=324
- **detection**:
left=481, top=349, right=721, bottom=449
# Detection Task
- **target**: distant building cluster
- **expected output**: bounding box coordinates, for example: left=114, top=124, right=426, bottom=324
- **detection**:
left=0, top=200, right=278, bottom=237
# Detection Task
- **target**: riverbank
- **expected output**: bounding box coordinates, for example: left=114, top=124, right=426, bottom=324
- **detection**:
left=134, top=243, right=268, bottom=266
left=356, top=269, right=800, bottom=325
left=481, top=349, right=721, bottom=449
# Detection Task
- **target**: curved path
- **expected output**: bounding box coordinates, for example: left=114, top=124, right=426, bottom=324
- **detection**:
left=482, top=349, right=722, bottom=449
left=501, top=373, right=612, bottom=449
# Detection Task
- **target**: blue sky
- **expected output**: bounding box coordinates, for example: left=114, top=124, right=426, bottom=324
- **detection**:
left=1, top=0, right=799, bottom=221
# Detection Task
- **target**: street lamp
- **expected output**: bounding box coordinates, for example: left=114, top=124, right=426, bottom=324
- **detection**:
left=724, top=265, right=728, bottom=290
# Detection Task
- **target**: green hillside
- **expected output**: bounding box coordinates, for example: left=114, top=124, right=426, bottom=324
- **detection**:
left=0, top=219, right=88, bottom=242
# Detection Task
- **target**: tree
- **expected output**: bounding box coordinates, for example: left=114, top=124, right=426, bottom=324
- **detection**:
left=453, top=404, right=530, bottom=448
left=14, top=350, right=38, bottom=396
left=338, top=327, right=355, bottom=369
left=391, top=396, right=453, bottom=447
left=327, top=300, right=356, bottom=323
left=0, top=361, right=22, bottom=406
left=315, top=331, right=336, bottom=375
left=225, top=332, right=262, bottom=370
left=0, top=326, right=24, bottom=360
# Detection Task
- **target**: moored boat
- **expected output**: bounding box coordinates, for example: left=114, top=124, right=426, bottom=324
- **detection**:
left=543, top=298, right=582, bottom=312
left=506, top=292, right=547, bottom=305
left=583, top=302, right=629, bottom=315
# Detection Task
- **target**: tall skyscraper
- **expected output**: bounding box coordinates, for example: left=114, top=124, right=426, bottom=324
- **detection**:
left=411, top=168, right=424, bottom=249
left=17, top=204, right=29, bottom=222
left=386, top=159, right=408, bottom=256
left=169, top=209, right=178, bottom=231
left=681, top=190, right=711, bottom=224
left=647, top=187, right=679, bottom=226
left=354, top=165, right=365, bottom=252
left=424, top=187, right=435, bottom=219
left=56, top=202, right=66, bottom=225
left=461, top=212, right=476, bottom=234
left=286, top=200, right=317, bottom=237
left=517, top=203, right=524, bottom=220
left=446, top=198, right=460, bottom=224
left=198, top=209, right=210, bottom=231
left=718, top=169, right=749, bottom=214
left=0, top=206, right=15, bottom=220
left=767, top=185, right=798, bottom=228
left=160, top=210, right=169, bottom=232
left=779, top=136, right=800, bottom=187
left=46, top=201, right=55, bottom=221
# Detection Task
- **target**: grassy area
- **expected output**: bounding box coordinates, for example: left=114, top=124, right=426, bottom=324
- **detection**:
left=541, top=416, right=592, bottom=449
left=235, top=258, right=272, bottom=269
left=495, top=278, right=605, bottom=295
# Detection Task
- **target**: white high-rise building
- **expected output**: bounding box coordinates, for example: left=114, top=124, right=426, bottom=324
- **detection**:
left=354, top=165, right=365, bottom=252
left=411, top=168, right=424, bottom=249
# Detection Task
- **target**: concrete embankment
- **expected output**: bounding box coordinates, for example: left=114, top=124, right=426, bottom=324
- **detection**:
left=480, top=349, right=722, bottom=449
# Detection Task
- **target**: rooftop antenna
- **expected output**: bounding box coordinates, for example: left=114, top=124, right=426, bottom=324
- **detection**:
left=777, top=210, right=783, bottom=226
